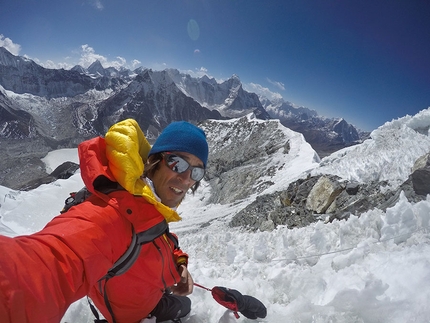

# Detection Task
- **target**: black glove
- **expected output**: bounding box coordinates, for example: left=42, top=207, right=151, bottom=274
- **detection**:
left=211, top=286, right=267, bottom=319
left=240, top=294, right=267, bottom=319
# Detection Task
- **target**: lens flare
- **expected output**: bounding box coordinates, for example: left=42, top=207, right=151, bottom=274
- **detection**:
left=187, top=19, right=200, bottom=41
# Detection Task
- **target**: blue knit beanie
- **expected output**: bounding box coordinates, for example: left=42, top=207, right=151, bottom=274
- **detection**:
left=149, top=121, right=209, bottom=167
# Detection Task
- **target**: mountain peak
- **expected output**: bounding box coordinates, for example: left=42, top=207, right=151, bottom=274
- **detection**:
left=87, top=60, right=105, bottom=75
left=71, top=65, right=86, bottom=74
left=88, top=59, right=103, bottom=68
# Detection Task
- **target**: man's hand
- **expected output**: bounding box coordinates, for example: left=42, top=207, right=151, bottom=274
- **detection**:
left=170, top=265, right=194, bottom=296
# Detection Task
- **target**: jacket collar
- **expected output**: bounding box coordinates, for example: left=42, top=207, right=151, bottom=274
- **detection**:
left=78, top=119, right=181, bottom=223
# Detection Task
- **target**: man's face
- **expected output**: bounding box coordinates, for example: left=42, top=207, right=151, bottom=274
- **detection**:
left=150, top=151, right=204, bottom=208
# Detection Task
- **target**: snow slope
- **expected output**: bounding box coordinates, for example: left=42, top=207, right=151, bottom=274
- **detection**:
left=1, top=110, right=430, bottom=322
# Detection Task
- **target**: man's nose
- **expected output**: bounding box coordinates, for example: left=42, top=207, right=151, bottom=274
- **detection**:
left=177, top=169, right=193, bottom=184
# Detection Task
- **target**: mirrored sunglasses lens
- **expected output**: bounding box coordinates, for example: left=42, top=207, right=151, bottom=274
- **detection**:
left=191, top=168, right=205, bottom=181
left=166, top=154, right=205, bottom=181
left=167, top=155, right=190, bottom=173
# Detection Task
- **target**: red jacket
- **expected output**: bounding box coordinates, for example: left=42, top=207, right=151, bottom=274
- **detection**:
left=0, top=121, right=188, bottom=323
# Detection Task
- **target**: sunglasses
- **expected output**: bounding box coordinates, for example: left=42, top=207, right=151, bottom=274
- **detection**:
left=163, top=152, right=205, bottom=182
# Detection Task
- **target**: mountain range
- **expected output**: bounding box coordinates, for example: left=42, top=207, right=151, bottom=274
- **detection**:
left=0, top=46, right=367, bottom=188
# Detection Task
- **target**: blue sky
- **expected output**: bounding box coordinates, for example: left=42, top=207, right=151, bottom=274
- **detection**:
left=1, top=0, right=430, bottom=131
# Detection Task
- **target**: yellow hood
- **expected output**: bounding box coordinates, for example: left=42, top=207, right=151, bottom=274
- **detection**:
left=104, top=119, right=181, bottom=223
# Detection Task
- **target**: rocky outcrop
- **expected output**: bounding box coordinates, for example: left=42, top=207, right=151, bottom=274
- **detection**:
left=16, top=161, right=80, bottom=191
left=410, top=153, right=430, bottom=196
left=231, top=151, right=430, bottom=231
left=306, top=176, right=343, bottom=213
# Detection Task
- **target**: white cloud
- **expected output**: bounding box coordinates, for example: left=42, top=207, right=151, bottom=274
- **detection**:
left=131, top=59, right=142, bottom=70
left=90, top=0, right=104, bottom=10
left=27, top=44, right=142, bottom=71
left=148, top=62, right=168, bottom=71
left=78, top=44, right=107, bottom=67
left=180, top=66, right=217, bottom=80
left=112, top=56, right=126, bottom=69
left=34, top=59, right=70, bottom=70
left=0, top=34, right=21, bottom=55
left=196, top=66, right=208, bottom=75
left=78, top=45, right=137, bottom=69
left=244, top=82, right=283, bottom=101
left=267, top=77, right=285, bottom=91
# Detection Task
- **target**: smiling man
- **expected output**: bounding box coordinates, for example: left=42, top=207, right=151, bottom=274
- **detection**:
left=0, top=119, right=209, bottom=323
left=145, top=121, right=208, bottom=209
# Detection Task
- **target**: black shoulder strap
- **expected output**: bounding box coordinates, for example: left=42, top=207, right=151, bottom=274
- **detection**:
left=101, top=220, right=169, bottom=279
left=97, top=220, right=172, bottom=323
left=61, top=187, right=91, bottom=213
left=61, top=182, right=123, bottom=214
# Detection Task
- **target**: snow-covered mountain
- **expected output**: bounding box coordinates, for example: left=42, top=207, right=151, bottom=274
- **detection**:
left=0, top=47, right=270, bottom=140
left=0, top=46, right=362, bottom=143
left=0, top=46, right=365, bottom=188
left=0, top=47, right=125, bottom=98
left=73, top=59, right=135, bottom=80
left=89, top=68, right=225, bottom=137
left=166, top=69, right=270, bottom=119
left=262, top=97, right=364, bottom=157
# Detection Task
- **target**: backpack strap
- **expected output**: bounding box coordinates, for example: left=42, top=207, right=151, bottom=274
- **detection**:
left=61, top=187, right=92, bottom=213
left=100, top=220, right=169, bottom=280
left=61, top=181, right=123, bottom=214
left=97, top=220, right=172, bottom=323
